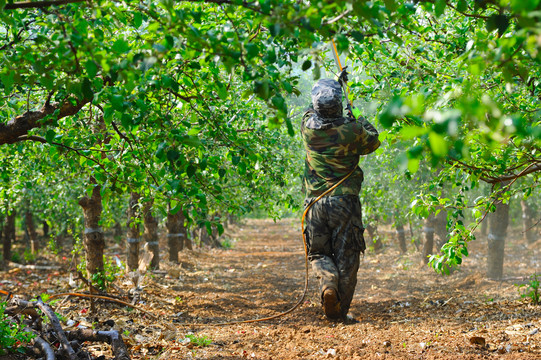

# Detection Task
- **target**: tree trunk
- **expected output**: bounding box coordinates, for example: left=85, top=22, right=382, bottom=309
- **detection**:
left=42, top=220, right=49, bottom=239
left=487, top=183, right=510, bottom=279
left=199, top=224, right=222, bottom=248
left=521, top=200, right=536, bottom=244
left=126, top=192, right=141, bottom=272
left=114, top=221, right=123, bottom=238
left=3, top=210, right=16, bottom=268
left=409, top=220, right=421, bottom=251
left=480, top=213, right=488, bottom=236
left=166, top=206, right=181, bottom=263
left=184, top=228, right=193, bottom=250
left=143, top=201, right=159, bottom=269
left=227, top=214, right=236, bottom=227
left=1, top=216, right=5, bottom=269
left=26, top=210, right=39, bottom=254
left=78, top=185, right=105, bottom=275
left=434, top=210, right=448, bottom=249
left=395, top=223, right=407, bottom=254
left=366, top=223, right=382, bottom=252
left=422, top=216, right=435, bottom=264
left=198, top=227, right=208, bottom=247
left=166, top=205, right=190, bottom=263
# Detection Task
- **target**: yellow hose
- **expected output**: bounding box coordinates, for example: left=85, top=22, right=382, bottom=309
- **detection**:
left=179, top=168, right=356, bottom=326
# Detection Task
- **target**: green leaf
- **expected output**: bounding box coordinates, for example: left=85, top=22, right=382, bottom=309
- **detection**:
left=167, top=149, right=179, bottom=163
left=383, top=0, right=397, bottom=11
left=41, top=74, right=54, bottom=90
left=186, top=164, right=196, bottom=178
left=271, top=95, right=287, bottom=114
left=245, top=43, right=259, bottom=59
left=217, top=85, right=227, bottom=100
left=434, top=0, right=446, bottom=17
left=133, top=12, right=143, bottom=28
left=428, top=132, right=449, bottom=157
left=237, top=161, right=247, bottom=175
left=187, top=127, right=201, bottom=136
left=285, top=116, right=294, bottom=137
left=120, top=113, right=132, bottom=129
left=82, top=78, right=93, bottom=100
left=407, top=157, right=420, bottom=173
left=486, top=14, right=510, bottom=36
left=254, top=80, right=270, bottom=100
left=170, top=200, right=182, bottom=215
left=180, top=135, right=201, bottom=147
left=110, top=94, right=124, bottom=111
left=351, top=31, right=365, bottom=43
left=112, top=39, right=130, bottom=54
left=335, top=34, right=349, bottom=52
left=45, top=129, right=56, bottom=143
left=457, top=0, right=467, bottom=12
left=301, top=60, right=312, bottom=71
left=400, top=126, right=426, bottom=139
left=378, top=97, right=403, bottom=128
left=217, top=223, right=224, bottom=236
left=0, top=71, right=14, bottom=94
left=85, top=60, right=98, bottom=78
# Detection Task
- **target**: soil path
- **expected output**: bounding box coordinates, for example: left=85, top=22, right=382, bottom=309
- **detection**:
left=3, top=218, right=541, bottom=359
left=151, top=218, right=541, bottom=359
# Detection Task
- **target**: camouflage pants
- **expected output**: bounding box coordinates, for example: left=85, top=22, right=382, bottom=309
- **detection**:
left=303, top=195, right=365, bottom=318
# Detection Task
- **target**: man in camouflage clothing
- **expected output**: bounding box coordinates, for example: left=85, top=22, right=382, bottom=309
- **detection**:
left=302, top=78, right=380, bottom=321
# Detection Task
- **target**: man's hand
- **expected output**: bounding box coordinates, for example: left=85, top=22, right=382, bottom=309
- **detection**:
left=338, top=67, right=349, bottom=87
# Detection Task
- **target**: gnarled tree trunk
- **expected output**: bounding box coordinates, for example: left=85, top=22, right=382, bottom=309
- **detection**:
left=126, top=192, right=141, bottom=272
left=26, top=210, right=38, bottom=254
left=166, top=205, right=189, bottom=263
left=487, top=182, right=510, bottom=279
left=78, top=185, right=105, bottom=275
left=143, top=201, right=159, bottom=269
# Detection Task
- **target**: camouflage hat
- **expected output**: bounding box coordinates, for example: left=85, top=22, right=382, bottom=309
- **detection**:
left=311, top=79, right=343, bottom=118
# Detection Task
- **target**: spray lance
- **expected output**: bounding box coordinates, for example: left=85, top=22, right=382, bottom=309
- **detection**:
left=330, top=39, right=361, bottom=121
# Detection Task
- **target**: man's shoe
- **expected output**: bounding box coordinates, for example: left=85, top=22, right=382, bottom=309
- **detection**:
left=322, top=288, right=341, bottom=319
left=342, top=315, right=360, bottom=324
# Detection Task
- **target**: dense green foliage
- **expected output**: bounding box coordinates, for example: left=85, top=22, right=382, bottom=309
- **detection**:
left=0, top=1, right=539, bottom=272
left=0, top=301, right=35, bottom=355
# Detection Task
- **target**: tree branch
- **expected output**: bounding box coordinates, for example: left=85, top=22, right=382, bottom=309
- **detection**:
left=486, top=163, right=541, bottom=183
left=0, top=96, right=91, bottom=145
left=445, top=2, right=490, bottom=19
left=3, top=0, right=86, bottom=10
left=324, top=10, right=351, bottom=25
left=67, top=329, right=130, bottom=360
left=169, top=90, right=198, bottom=102
left=449, top=156, right=541, bottom=184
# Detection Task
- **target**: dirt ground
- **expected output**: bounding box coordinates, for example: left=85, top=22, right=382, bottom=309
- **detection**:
left=2, top=218, right=541, bottom=359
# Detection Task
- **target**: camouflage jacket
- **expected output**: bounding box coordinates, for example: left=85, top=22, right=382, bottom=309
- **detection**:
left=301, top=110, right=381, bottom=198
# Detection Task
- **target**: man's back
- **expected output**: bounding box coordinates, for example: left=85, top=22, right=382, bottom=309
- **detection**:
left=301, top=110, right=380, bottom=198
